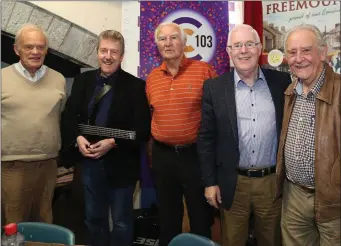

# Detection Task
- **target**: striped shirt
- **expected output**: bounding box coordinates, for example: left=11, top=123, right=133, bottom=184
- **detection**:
left=234, top=68, right=278, bottom=169
left=146, top=56, right=217, bottom=145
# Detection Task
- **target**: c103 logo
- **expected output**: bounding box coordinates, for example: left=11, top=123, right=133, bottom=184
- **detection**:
left=134, top=237, right=159, bottom=246
left=162, top=9, right=216, bottom=63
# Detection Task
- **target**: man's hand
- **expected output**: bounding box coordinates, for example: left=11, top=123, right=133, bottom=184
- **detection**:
left=76, top=136, right=93, bottom=157
left=88, top=138, right=116, bottom=159
left=205, top=185, right=222, bottom=209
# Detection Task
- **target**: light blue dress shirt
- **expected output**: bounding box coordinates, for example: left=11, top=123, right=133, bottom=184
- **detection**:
left=14, top=61, right=47, bottom=82
left=234, top=68, right=277, bottom=169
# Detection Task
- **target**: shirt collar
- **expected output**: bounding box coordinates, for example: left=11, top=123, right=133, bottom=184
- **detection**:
left=234, top=67, right=265, bottom=87
left=160, top=55, right=188, bottom=73
left=294, top=65, right=326, bottom=97
left=97, top=66, right=120, bottom=85
left=18, top=61, right=46, bottom=78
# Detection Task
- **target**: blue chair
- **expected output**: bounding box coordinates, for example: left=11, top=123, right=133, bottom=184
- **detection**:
left=169, top=233, right=220, bottom=246
left=17, top=222, right=75, bottom=245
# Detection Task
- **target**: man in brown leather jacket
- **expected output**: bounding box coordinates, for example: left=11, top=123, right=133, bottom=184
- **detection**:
left=275, top=24, right=340, bottom=245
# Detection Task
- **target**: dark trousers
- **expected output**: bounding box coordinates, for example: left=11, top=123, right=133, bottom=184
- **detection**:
left=82, top=160, right=135, bottom=246
left=152, top=141, right=213, bottom=246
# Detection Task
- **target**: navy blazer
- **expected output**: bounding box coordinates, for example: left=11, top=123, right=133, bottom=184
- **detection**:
left=197, top=68, right=291, bottom=209
left=60, top=68, right=151, bottom=187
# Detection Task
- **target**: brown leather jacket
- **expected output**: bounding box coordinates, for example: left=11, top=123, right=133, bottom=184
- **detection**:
left=275, top=65, right=340, bottom=222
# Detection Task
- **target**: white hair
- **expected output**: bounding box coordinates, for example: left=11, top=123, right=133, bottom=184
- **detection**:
left=227, top=24, right=260, bottom=45
left=154, top=22, right=187, bottom=44
left=14, top=23, right=49, bottom=48
left=284, top=24, right=327, bottom=54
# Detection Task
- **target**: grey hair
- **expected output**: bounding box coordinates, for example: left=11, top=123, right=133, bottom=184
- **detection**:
left=227, top=24, right=260, bottom=46
left=284, top=24, right=327, bottom=54
left=15, top=23, right=49, bottom=48
left=97, top=30, right=125, bottom=56
left=154, top=22, right=187, bottom=44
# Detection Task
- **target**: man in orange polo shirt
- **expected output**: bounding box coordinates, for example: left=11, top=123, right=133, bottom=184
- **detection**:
left=146, top=22, right=217, bottom=246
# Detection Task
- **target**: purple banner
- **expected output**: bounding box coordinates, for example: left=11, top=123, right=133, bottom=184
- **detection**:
left=139, top=1, right=230, bottom=79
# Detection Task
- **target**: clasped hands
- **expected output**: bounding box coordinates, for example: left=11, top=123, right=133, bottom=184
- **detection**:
left=76, top=135, right=116, bottom=159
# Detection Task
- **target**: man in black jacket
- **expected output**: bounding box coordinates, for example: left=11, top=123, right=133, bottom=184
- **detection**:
left=197, top=24, right=291, bottom=246
left=60, top=30, right=151, bottom=246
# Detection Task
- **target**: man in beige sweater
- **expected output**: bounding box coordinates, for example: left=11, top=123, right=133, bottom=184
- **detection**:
left=1, top=23, right=66, bottom=224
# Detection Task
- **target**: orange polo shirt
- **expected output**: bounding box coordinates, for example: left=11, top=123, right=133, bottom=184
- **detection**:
left=146, top=56, right=217, bottom=145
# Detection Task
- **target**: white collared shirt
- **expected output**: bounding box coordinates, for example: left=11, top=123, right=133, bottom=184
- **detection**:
left=14, top=61, right=47, bottom=82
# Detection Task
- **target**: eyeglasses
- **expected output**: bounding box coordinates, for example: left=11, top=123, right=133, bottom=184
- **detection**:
left=228, top=42, right=260, bottom=50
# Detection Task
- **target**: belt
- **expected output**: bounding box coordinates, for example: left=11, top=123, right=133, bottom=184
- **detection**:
left=154, top=140, right=196, bottom=153
left=289, top=180, right=315, bottom=194
left=238, top=166, right=276, bottom=178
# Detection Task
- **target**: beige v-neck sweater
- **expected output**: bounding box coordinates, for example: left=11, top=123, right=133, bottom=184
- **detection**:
left=1, top=64, right=66, bottom=161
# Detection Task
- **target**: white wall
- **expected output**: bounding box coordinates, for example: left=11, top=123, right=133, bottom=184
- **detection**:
left=121, top=1, right=140, bottom=77
left=29, top=1, right=122, bottom=35
left=230, top=1, right=244, bottom=25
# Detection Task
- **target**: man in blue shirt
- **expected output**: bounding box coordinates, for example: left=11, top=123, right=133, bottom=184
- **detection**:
left=197, top=24, right=291, bottom=246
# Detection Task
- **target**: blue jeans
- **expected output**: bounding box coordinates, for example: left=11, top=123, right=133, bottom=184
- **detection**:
left=82, top=160, right=135, bottom=246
